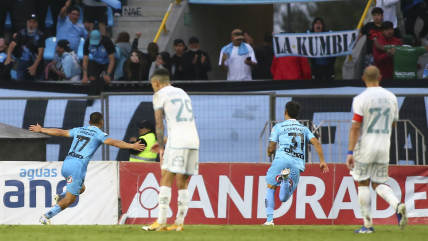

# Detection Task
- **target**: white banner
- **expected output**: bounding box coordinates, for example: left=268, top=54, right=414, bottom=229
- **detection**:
left=273, top=30, right=359, bottom=58
left=0, top=161, right=118, bottom=225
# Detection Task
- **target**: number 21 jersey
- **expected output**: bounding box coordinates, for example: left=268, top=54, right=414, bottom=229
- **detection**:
left=153, top=86, right=199, bottom=149
left=352, top=87, right=398, bottom=162
left=67, top=126, right=110, bottom=166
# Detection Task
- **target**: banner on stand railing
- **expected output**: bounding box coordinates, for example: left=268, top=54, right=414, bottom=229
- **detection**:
left=273, top=30, right=359, bottom=58
left=119, top=162, right=428, bottom=225
left=0, top=161, right=118, bottom=225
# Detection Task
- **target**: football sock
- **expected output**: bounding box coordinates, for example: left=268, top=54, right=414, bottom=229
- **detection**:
left=358, top=186, right=372, bottom=228
left=44, top=204, right=63, bottom=219
left=265, top=188, right=275, bottom=222
left=157, top=186, right=172, bottom=224
left=175, top=189, right=189, bottom=225
left=279, top=178, right=292, bottom=202
left=375, top=184, right=399, bottom=211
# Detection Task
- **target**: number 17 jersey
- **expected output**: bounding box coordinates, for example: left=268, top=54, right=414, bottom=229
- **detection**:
left=352, top=87, right=398, bottom=163
left=66, top=126, right=110, bottom=166
left=153, top=86, right=199, bottom=149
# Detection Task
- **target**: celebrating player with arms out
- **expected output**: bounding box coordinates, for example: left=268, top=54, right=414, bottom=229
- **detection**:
left=264, top=101, right=329, bottom=225
left=347, top=66, right=407, bottom=233
left=29, top=112, right=145, bottom=225
left=142, top=68, right=199, bottom=231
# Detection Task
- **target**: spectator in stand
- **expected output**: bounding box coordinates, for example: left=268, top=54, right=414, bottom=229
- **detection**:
left=5, top=14, right=45, bottom=81
left=50, top=0, right=75, bottom=36
left=0, top=0, right=15, bottom=38
left=252, top=32, right=274, bottom=80
left=83, top=0, right=108, bottom=36
left=374, top=35, right=428, bottom=79
left=376, top=0, right=402, bottom=39
left=373, top=21, right=402, bottom=79
left=48, top=40, right=80, bottom=81
left=181, top=36, right=211, bottom=80
left=149, top=51, right=171, bottom=79
left=122, top=49, right=148, bottom=80
left=82, top=30, right=116, bottom=90
left=401, top=0, right=428, bottom=45
left=0, top=38, right=12, bottom=80
left=271, top=55, right=311, bottom=80
left=57, top=1, right=88, bottom=53
left=357, top=8, right=388, bottom=67
left=219, top=29, right=257, bottom=81
left=171, top=38, right=186, bottom=80
left=131, top=33, right=158, bottom=79
left=11, top=0, right=36, bottom=36
left=114, top=31, right=131, bottom=80
left=309, top=17, right=336, bottom=80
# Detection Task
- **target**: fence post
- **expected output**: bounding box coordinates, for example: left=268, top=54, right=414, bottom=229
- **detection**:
left=269, top=92, right=276, bottom=122
left=101, top=93, right=106, bottom=161
left=106, top=95, right=110, bottom=161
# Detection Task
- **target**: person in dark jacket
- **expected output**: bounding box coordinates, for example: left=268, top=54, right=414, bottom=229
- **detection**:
left=309, top=17, right=336, bottom=80
left=0, top=38, right=12, bottom=81
left=171, top=38, right=187, bottom=80
left=181, top=36, right=211, bottom=80
left=252, top=32, right=274, bottom=80
left=122, top=49, right=148, bottom=80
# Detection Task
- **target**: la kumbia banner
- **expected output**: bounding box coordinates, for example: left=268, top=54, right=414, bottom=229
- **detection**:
left=119, top=162, right=428, bottom=225
left=273, top=30, right=359, bottom=58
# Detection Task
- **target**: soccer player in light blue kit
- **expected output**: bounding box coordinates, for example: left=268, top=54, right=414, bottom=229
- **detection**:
left=264, top=101, right=329, bottom=225
left=29, top=112, right=145, bottom=225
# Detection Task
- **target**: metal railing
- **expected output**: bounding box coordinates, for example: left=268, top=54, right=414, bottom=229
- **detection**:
left=154, top=0, right=182, bottom=43
left=260, top=119, right=426, bottom=165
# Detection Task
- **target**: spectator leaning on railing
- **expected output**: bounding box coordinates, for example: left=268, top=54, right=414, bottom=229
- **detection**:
left=374, top=35, right=428, bottom=79
left=48, top=39, right=80, bottom=81
left=308, top=17, right=336, bottom=80
left=373, top=21, right=402, bottom=79
left=56, top=1, right=88, bottom=53
left=219, top=29, right=257, bottom=81
left=5, top=14, right=45, bottom=81
left=181, top=36, right=212, bottom=80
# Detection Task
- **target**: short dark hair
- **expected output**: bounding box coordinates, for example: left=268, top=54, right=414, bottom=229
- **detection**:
left=151, top=68, right=170, bottom=83
left=286, top=101, right=301, bottom=119
left=90, top=112, right=103, bottom=125
left=371, top=7, right=383, bottom=15
left=68, top=6, right=80, bottom=14
left=381, top=21, right=394, bottom=30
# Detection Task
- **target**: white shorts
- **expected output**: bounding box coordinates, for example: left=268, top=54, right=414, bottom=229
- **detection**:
left=162, top=147, right=199, bottom=176
left=350, top=161, right=389, bottom=183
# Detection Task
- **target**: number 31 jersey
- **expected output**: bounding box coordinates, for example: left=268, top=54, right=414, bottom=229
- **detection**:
left=153, top=86, right=199, bottom=149
left=67, top=126, right=110, bottom=166
left=352, top=87, right=398, bottom=162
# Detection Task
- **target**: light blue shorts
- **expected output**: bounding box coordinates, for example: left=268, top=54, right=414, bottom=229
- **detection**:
left=265, top=160, right=301, bottom=187
left=61, top=159, right=87, bottom=196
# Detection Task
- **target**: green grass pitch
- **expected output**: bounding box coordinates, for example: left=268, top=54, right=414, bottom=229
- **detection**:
left=1, top=225, right=425, bottom=241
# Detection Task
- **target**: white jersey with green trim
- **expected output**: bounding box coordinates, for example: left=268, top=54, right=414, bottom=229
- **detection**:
left=153, top=86, right=199, bottom=149
left=352, top=87, right=398, bottom=162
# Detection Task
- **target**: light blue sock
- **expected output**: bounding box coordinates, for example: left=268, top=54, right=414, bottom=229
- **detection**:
left=265, top=188, right=275, bottom=222
left=45, top=204, right=63, bottom=219
left=279, top=178, right=292, bottom=202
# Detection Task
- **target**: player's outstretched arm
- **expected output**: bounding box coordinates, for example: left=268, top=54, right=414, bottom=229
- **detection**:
left=310, top=137, right=329, bottom=173
left=29, top=123, right=70, bottom=137
left=104, top=138, right=145, bottom=151
left=346, top=121, right=361, bottom=170
left=267, top=141, right=276, bottom=156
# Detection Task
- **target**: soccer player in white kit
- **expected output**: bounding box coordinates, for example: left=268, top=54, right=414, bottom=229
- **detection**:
left=347, top=66, right=407, bottom=233
left=142, top=68, right=199, bottom=231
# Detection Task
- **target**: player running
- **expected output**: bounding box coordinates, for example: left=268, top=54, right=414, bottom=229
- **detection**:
left=142, top=68, right=199, bottom=232
left=347, top=66, right=407, bottom=233
left=29, top=112, right=145, bottom=225
left=264, top=101, right=329, bottom=225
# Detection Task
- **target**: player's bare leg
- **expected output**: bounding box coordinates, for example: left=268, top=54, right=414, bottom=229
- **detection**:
left=167, top=173, right=191, bottom=231
left=372, top=182, right=407, bottom=230
left=142, top=170, right=175, bottom=231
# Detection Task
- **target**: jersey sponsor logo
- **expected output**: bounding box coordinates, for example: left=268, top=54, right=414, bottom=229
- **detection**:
left=395, top=71, right=415, bottom=77
left=275, top=175, right=283, bottom=183
left=289, top=178, right=293, bottom=187
left=67, top=176, right=73, bottom=184
left=284, top=148, right=304, bottom=159
left=68, top=151, right=84, bottom=159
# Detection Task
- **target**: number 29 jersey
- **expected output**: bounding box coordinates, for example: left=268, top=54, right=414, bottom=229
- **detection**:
left=66, top=126, right=110, bottom=166
left=352, top=87, right=398, bottom=163
left=269, top=119, right=315, bottom=171
left=153, top=86, right=199, bottom=149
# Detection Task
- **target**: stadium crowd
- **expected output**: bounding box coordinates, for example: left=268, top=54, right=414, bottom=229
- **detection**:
left=0, top=0, right=426, bottom=83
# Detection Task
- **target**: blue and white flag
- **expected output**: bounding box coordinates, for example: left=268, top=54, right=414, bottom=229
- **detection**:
left=273, top=30, right=359, bottom=58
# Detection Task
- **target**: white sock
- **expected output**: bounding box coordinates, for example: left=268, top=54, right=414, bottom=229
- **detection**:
left=157, top=186, right=171, bottom=224
left=358, top=186, right=372, bottom=228
left=375, top=184, right=399, bottom=211
left=175, top=189, right=189, bottom=225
